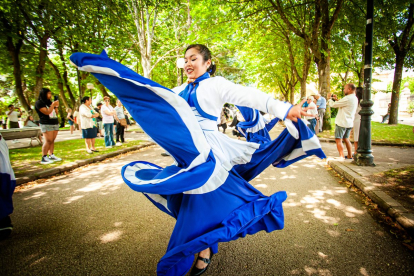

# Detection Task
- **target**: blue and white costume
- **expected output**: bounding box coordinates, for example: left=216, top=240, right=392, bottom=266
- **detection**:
left=0, top=136, right=16, bottom=222
left=235, top=106, right=279, bottom=143
left=70, top=50, right=326, bottom=276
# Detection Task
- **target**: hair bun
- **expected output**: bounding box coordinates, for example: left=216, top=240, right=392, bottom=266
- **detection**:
left=208, top=63, right=216, bottom=75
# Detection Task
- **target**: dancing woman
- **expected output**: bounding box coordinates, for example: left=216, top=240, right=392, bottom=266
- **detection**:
left=70, top=44, right=325, bottom=276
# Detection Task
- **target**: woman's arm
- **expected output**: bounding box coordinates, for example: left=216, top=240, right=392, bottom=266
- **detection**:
left=80, top=105, right=92, bottom=118
left=103, top=106, right=116, bottom=116
left=38, top=101, right=58, bottom=115
left=328, top=96, right=349, bottom=108
left=216, top=77, right=294, bottom=120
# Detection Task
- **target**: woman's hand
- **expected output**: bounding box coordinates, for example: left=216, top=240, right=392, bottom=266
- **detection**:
left=286, top=100, right=306, bottom=122
left=52, top=100, right=59, bottom=107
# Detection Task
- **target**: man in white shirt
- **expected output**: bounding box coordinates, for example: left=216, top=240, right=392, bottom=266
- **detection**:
left=328, top=83, right=358, bottom=159
left=6, top=105, right=22, bottom=129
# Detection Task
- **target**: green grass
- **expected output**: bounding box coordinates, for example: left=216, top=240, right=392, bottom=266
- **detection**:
left=317, top=118, right=414, bottom=145
left=10, top=138, right=145, bottom=176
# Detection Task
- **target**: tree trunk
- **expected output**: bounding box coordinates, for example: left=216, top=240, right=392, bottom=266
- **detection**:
left=48, top=59, right=69, bottom=109
left=58, top=105, right=66, bottom=128
left=6, top=37, right=31, bottom=111
left=141, top=54, right=152, bottom=79
left=389, top=54, right=405, bottom=124
left=317, top=57, right=332, bottom=130
left=56, top=40, right=76, bottom=107
left=289, top=84, right=295, bottom=104
left=33, top=35, right=49, bottom=96
left=300, top=50, right=311, bottom=98
left=300, top=79, right=307, bottom=99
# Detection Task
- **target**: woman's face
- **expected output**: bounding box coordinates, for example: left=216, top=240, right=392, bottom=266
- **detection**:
left=85, top=99, right=91, bottom=106
left=29, top=116, right=33, bottom=120
left=117, top=101, right=122, bottom=107
left=47, top=91, right=52, bottom=99
left=184, top=48, right=211, bottom=80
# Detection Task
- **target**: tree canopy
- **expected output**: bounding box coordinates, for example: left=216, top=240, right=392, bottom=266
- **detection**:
left=1, top=0, right=412, bottom=125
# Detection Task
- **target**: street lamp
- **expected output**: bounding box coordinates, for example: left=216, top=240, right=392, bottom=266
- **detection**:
left=87, top=83, right=94, bottom=102
left=354, top=0, right=375, bottom=167
left=176, top=58, right=185, bottom=85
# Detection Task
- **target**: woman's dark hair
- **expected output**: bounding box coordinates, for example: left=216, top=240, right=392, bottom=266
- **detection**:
left=38, top=88, right=51, bottom=105
left=81, top=96, right=90, bottom=104
left=356, top=87, right=363, bottom=105
left=185, top=44, right=216, bottom=75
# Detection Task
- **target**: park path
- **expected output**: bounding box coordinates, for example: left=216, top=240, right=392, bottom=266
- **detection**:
left=1, top=133, right=414, bottom=275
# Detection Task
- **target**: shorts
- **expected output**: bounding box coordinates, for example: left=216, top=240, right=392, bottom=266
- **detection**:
left=9, top=121, right=19, bottom=129
left=335, top=125, right=352, bottom=139
left=97, top=121, right=103, bottom=131
left=82, top=127, right=97, bottom=139
left=40, top=124, right=59, bottom=133
left=68, top=120, right=74, bottom=126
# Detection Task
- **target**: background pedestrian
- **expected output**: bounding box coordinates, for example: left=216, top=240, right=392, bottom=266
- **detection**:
left=101, top=96, right=117, bottom=148
left=353, top=87, right=363, bottom=157
left=94, top=103, right=103, bottom=138
left=114, top=99, right=126, bottom=145
left=80, top=96, right=100, bottom=154
left=327, top=83, right=358, bottom=159
left=35, top=88, right=62, bottom=164
left=5, top=104, right=22, bottom=129
left=66, top=108, right=75, bottom=134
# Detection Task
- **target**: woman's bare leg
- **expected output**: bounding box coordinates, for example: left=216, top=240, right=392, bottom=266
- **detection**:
left=42, top=131, right=53, bottom=156
left=195, top=248, right=211, bottom=269
left=49, top=130, right=58, bottom=155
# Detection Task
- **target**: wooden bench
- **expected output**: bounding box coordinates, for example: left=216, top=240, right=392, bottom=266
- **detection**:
left=0, top=127, right=42, bottom=146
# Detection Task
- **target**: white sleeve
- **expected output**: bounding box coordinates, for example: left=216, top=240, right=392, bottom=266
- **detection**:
left=328, top=97, right=349, bottom=108
left=216, top=77, right=292, bottom=120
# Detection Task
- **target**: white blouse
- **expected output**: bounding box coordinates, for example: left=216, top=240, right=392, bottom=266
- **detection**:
left=79, top=104, right=96, bottom=129
left=173, top=76, right=292, bottom=124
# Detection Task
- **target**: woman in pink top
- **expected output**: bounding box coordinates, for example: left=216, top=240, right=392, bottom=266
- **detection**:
left=101, top=96, right=118, bottom=148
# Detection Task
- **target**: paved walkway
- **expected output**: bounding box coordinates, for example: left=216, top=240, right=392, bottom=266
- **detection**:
left=1, top=127, right=414, bottom=275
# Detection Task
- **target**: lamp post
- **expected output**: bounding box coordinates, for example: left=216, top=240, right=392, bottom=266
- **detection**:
left=354, top=0, right=375, bottom=167
left=176, top=58, right=185, bottom=85
left=87, top=83, right=94, bottom=100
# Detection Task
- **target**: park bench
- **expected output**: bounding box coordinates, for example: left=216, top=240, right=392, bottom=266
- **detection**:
left=0, top=127, right=42, bottom=146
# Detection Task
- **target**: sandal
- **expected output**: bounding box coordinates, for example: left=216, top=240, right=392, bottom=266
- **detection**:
left=190, top=249, right=213, bottom=276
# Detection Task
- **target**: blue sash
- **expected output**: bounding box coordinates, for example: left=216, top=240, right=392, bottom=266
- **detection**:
left=178, top=73, right=217, bottom=121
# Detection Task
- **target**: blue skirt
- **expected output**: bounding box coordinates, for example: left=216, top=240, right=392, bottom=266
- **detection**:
left=70, top=50, right=326, bottom=276
left=0, top=137, right=16, bottom=219
left=82, top=127, right=97, bottom=139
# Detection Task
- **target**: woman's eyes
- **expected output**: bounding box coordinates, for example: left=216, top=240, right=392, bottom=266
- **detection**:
left=184, top=58, right=197, bottom=63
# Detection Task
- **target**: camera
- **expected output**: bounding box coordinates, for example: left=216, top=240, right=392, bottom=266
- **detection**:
left=54, top=95, right=59, bottom=101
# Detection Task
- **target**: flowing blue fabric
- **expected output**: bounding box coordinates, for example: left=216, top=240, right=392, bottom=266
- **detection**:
left=235, top=106, right=276, bottom=144
left=0, top=138, right=16, bottom=220
left=70, top=50, right=325, bottom=276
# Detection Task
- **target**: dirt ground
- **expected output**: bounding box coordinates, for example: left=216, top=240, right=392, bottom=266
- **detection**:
left=369, top=166, right=414, bottom=213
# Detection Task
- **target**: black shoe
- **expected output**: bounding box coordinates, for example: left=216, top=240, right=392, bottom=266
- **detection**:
left=190, top=249, right=213, bottom=276
left=92, top=149, right=99, bottom=152
left=161, top=152, right=171, bottom=156
left=0, top=216, right=13, bottom=240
